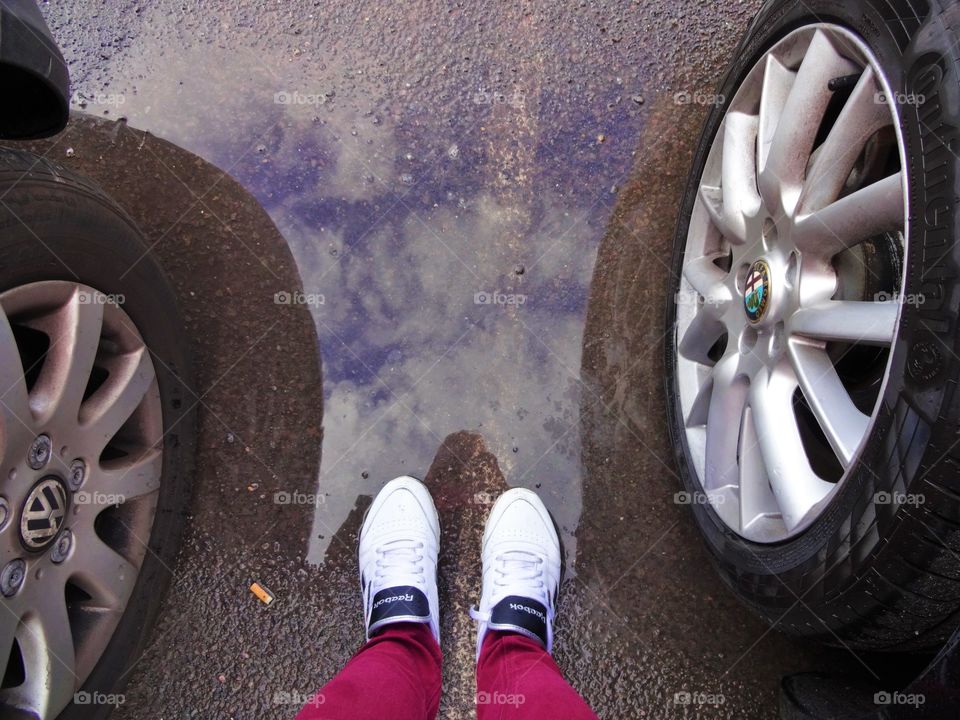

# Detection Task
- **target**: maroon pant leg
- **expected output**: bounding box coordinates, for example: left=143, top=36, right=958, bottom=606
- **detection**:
left=295, top=623, right=442, bottom=720
left=476, top=631, right=598, bottom=720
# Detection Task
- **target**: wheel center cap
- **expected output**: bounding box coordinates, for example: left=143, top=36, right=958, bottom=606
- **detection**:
left=744, top=259, right=772, bottom=323
left=19, top=477, right=70, bottom=551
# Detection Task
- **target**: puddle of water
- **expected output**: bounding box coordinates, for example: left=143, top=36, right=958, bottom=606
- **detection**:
left=48, top=1, right=651, bottom=567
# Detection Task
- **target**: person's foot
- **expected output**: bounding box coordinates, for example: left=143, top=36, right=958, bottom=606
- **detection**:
left=359, top=476, right=440, bottom=643
left=470, top=488, right=562, bottom=657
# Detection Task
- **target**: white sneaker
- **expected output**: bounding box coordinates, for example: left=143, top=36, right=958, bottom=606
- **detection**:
left=470, top=488, right=562, bottom=658
left=359, top=476, right=441, bottom=643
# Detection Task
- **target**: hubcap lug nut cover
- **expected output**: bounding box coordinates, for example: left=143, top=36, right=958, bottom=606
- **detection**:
left=28, top=434, right=52, bottom=470
left=68, top=460, right=86, bottom=491
left=50, top=530, right=72, bottom=564
left=1, top=559, right=26, bottom=597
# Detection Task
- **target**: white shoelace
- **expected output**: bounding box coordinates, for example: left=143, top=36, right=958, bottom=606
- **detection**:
left=470, top=549, right=555, bottom=649
left=373, top=538, right=426, bottom=586
left=493, top=549, right=547, bottom=596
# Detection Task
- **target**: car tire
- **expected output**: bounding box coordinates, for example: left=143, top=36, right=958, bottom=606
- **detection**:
left=0, top=146, right=196, bottom=718
left=665, top=0, right=960, bottom=650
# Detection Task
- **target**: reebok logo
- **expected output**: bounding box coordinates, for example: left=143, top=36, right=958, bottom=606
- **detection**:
left=372, top=593, right=415, bottom=610
left=509, top=603, right=546, bottom=623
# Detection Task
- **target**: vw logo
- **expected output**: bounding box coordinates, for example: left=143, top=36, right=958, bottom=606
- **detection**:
left=20, top=477, right=69, bottom=551
left=744, top=259, right=772, bottom=323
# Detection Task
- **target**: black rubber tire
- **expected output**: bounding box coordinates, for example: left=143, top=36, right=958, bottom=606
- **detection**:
left=0, top=146, right=197, bottom=718
left=665, top=0, right=960, bottom=651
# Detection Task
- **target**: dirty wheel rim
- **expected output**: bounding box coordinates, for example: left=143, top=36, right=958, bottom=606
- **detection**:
left=674, top=25, right=908, bottom=543
left=0, top=281, right=163, bottom=717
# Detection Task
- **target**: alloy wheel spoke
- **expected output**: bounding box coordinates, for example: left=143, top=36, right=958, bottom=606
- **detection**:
left=757, top=54, right=796, bottom=175
left=698, top=184, right=730, bottom=238
left=797, top=67, right=891, bottom=216
left=79, top=346, right=155, bottom=452
left=721, top=112, right=761, bottom=243
left=703, top=354, right=747, bottom=490
left=793, top=172, right=904, bottom=255
left=30, top=289, right=104, bottom=425
left=69, top=536, right=139, bottom=611
left=759, top=30, right=858, bottom=211
left=738, top=406, right=782, bottom=534
left=682, top=255, right=733, bottom=316
left=749, top=367, right=835, bottom=530
left=791, top=300, right=897, bottom=345
left=685, top=368, right=714, bottom=428
left=0, top=308, right=30, bottom=416
left=0, top=307, right=32, bottom=458
left=788, top=341, right=870, bottom=467
left=678, top=311, right=725, bottom=366
left=93, top=447, right=163, bottom=502
left=16, top=593, right=78, bottom=718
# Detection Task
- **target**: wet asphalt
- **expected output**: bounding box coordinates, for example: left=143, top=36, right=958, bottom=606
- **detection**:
left=10, top=0, right=874, bottom=717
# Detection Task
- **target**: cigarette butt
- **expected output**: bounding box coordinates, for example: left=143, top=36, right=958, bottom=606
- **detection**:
left=250, top=582, right=274, bottom=605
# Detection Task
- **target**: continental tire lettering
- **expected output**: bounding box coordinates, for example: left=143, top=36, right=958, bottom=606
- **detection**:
left=909, top=53, right=956, bottom=336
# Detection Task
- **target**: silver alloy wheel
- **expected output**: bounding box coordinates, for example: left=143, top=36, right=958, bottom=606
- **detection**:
left=0, top=282, right=163, bottom=718
left=675, top=25, right=908, bottom=543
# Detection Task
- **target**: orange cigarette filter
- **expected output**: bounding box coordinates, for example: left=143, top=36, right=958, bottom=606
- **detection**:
left=250, top=582, right=274, bottom=605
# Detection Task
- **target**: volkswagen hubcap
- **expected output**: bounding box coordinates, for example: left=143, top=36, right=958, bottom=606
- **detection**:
left=0, top=281, right=164, bottom=718
left=19, top=478, right=69, bottom=552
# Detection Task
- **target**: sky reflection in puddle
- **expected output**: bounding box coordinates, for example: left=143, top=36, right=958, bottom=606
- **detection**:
left=48, top=2, right=651, bottom=565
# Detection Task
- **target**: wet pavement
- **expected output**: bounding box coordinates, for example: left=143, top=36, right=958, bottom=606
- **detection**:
left=11, top=0, right=879, bottom=717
